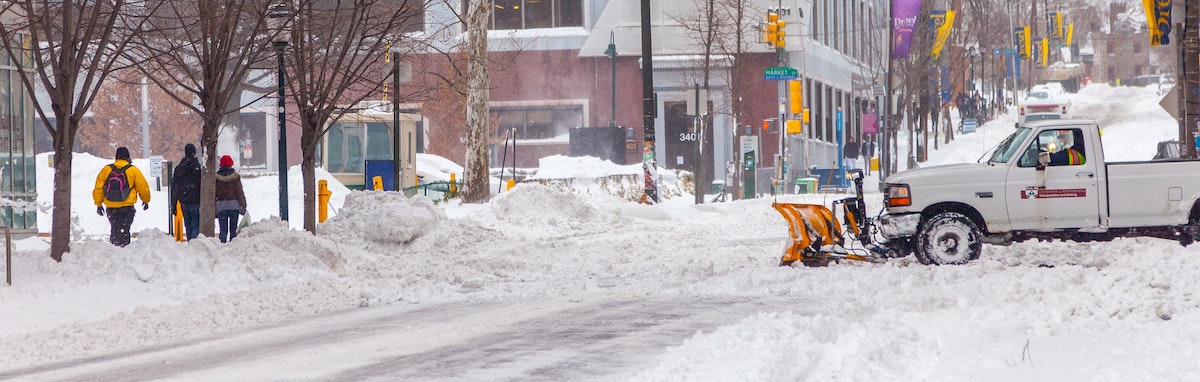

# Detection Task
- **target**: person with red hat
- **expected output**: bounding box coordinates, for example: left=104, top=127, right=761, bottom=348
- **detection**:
left=214, top=155, right=247, bottom=242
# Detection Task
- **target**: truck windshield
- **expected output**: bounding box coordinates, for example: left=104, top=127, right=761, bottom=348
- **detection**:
left=987, top=127, right=1033, bottom=164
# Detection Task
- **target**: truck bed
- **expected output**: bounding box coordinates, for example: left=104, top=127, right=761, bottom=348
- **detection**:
left=1105, top=160, right=1200, bottom=228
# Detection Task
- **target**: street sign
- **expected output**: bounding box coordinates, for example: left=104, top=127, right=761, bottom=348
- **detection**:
left=685, top=87, right=708, bottom=116
left=150, top=155, right=164, bottom=178
left=1160, top=87, right=1180, bottom=119
left=764, top=66, right=799, bottom=80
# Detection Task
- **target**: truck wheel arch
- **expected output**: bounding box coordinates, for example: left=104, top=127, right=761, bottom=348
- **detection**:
left=920, top=202, right=987, bottom=233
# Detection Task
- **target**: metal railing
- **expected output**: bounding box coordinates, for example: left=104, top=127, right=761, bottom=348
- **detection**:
left=2, top=224, right=10, bottom=285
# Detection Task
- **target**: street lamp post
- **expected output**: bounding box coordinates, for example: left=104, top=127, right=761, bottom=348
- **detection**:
left=267, top=3, right=290, bottom=221
left=968, top=45, right=977, bottom=94
left=604, top=32, right=617, bottom=128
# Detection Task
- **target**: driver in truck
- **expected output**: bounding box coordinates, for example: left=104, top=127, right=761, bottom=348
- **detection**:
left=1040, top=129, right=1085, bottom=166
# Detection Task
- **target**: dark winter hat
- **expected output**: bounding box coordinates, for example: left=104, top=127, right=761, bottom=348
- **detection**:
left=220, top=155, right=234, bottom=168
left=115, top=147, right=130, bottom=161
left=184, top=143, right=196, bottom=157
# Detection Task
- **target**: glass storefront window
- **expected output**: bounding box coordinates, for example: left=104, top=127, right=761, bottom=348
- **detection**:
left=465, top=0, right=583, bottom=30
left=0, top=48, right=35, bottom=230
left=491, top=106, right=582, bottom=140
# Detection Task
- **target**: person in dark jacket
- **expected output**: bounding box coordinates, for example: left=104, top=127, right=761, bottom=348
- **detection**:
left=843, top=135, right=861, bottom=170
left=171, top=143, right=202, bottom=240
left=214, top=155, right=248, bottom=243
left=93, top=147, right=151, bottom=247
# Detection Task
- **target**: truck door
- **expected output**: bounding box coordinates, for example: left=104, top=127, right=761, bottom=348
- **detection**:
left=1004, top=127, right=1102, bottom=230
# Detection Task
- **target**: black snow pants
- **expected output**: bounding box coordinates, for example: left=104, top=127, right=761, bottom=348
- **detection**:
left=107, top=206, right=136, bottom=247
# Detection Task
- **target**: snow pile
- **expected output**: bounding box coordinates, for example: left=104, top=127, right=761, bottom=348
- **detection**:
left=321, top=191, right=446, bottom=246
left=4, top=83, right=1200, bottom=380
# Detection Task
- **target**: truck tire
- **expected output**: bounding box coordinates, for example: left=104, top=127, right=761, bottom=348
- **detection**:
left=916, top=212, right=982, bottom=265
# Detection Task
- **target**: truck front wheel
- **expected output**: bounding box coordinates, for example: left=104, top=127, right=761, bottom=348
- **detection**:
left=916, top=212, right=982, bottom=265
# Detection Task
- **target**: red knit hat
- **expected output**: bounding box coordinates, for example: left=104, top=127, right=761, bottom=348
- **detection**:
left=220, top=155, right=234, bottom=167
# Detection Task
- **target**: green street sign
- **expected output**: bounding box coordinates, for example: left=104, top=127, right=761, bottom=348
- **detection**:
left=764, top=66, right=799, bottom=80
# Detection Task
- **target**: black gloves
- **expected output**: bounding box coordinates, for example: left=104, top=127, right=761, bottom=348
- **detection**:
left=238, top=208, right=247, bottom=216
left=96, top=206, right=105, bottom=216
left=142, top=203, right=149, bottom=211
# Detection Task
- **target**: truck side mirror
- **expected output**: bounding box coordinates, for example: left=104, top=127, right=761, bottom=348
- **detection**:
left=1037, top=151, right=1050, bottom=169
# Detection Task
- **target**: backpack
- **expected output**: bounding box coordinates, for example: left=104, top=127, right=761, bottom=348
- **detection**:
left=104, top=164, right=133, bottom=202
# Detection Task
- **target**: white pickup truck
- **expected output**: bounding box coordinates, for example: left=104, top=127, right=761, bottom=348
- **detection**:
left=878, top=119, right=1200, bottom=265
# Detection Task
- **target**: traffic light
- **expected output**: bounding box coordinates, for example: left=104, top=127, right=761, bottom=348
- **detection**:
left=776, top=20, right=786, bottom=49
left=764, top=12, right=778, bottom=48
left=788, top=80, right=802, bottom=114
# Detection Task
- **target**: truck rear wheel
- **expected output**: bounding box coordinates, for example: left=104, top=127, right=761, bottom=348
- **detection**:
left=916, top=212, right=982, bottom=265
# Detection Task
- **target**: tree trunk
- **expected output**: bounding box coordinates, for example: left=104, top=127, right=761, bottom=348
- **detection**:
left=302, top=128, right=319, bottom=234
left=50, top=129, right=76, bottom=261
left=199, top=120, right=221, bottom=238
left=462, top=0, right=491, bottom=203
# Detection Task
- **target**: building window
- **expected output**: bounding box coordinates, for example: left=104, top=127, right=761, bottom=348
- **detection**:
left=398, top=0, right=426, bottom=33
left=468, top=0, right=583, bottom=30
left=494, top=106, right=583, bottom=140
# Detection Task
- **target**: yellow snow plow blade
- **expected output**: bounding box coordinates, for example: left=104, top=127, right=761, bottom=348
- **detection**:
left=772, top=202, right=881, bottom=266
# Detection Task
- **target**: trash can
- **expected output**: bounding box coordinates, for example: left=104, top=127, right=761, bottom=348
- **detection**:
left=794, top=177, right=818, bottom=194
left=711, top=180, right=725, bottom=194
left=870, top=157, right=880, bottom=172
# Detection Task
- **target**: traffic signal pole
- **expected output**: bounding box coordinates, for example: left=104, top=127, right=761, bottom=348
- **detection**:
left=765, top=8, right=789, bottom=195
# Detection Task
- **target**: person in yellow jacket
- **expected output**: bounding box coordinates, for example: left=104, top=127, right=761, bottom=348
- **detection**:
left=92, top=147, right=151, bottom=247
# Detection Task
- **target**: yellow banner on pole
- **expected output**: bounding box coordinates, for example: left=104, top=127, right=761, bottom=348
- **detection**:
left=1142, top=0, right=1173, bottom=46
left=1052, top=12, right=1063, bottom=39
left=1023, top=27, right=1031, bottom=59
left=1038, top=38, right=1049, bottom=67
left=1065, top=24, right=1074, bottom=46
left=930, top=11, right=956, bottom=59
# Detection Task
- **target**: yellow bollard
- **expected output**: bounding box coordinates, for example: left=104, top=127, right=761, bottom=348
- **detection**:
left=173, top=201, right=184, bottom=242
left=318, top=180, right=331, bottom=223
left=506, top=179, right=515, bottom=190
left=449, top=173, right=456, bottom=195
left=372, top=176, right=383, bottom=191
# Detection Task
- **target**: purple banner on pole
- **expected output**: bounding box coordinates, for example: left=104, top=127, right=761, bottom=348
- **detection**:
left=863, top=112, right=878, bottom=135
left=891, top=0, right=924, bottom=59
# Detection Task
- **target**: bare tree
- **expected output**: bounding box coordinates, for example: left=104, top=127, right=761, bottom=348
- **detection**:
left=669, top=0, right=728, bottom=204
left=406, top=1, right=521, bottom=185
left=128, top=0, right=277, bottom=237
left=711, top=0, right=756, bottom=200
left=78, top=75, right=203, bottom=158
left=460, top=0, right=491, bottom=203
left=286, top=0, right=423, bottom=233
left=0, top=1, right=154, bottom=261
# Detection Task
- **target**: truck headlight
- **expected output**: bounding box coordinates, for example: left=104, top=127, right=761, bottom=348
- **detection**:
left=885, top=184, right=911, bottom=207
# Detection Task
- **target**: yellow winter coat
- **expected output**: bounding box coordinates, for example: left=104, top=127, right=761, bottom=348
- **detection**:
left=92, top=159, right=152, bottom=208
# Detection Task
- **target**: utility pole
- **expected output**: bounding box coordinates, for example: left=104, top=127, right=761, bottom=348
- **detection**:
left=1185, top=1, right=1199, bottom=158
left=883, top=1, right=892, bottom=180
left=640, top=0, right=659, bottom=203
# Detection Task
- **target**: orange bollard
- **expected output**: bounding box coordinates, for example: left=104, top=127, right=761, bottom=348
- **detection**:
left=372, top=176, right=383, bottom=191
left=318, top=180, right=331, bottom=223
left=506, top=179, right=515, bottom=190
left=173, top=201, right=184, bottom=242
